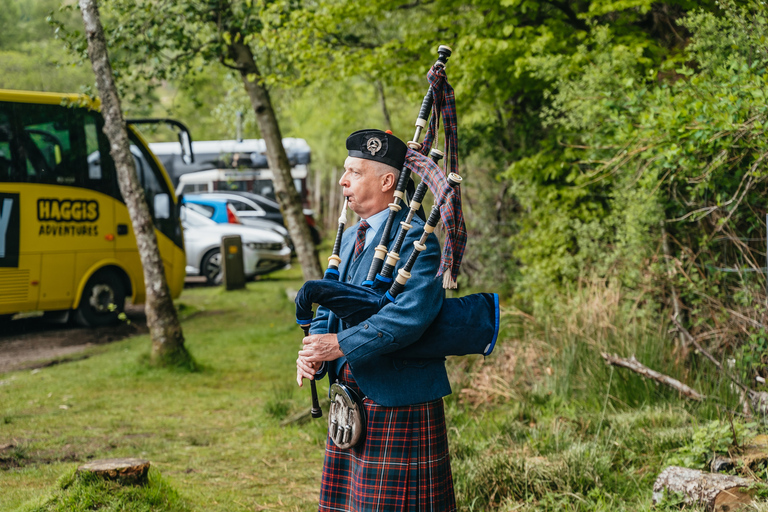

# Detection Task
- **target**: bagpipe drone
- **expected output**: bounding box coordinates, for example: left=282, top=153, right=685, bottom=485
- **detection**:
left=296, top=46, right=500, bottom=421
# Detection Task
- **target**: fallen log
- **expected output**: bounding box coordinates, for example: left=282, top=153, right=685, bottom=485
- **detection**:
left=600, top=353, right=705, bottom=401
left=77, top=458, right=150, bottom=485
left=652, top=465, right=754, bottom=512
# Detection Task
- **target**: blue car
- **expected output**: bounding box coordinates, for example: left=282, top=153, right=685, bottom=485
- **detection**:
left=180, top=196, right=291, bottom=243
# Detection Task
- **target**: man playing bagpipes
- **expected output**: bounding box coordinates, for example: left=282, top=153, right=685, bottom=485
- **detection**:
left=294, top=46, right=499, bottom=511
left=297, top=128, right=458, bottom=511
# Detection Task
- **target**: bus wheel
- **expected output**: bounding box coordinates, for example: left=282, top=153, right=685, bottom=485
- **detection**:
left=75, top=270, right=126, bottom=327
left=201, top=249, right=223, bottom=286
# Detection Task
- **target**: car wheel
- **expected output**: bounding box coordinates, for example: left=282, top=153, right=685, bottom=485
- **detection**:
left=201, top=249, right=223, bottom=286
left=74, top=270, right=125, bottom=327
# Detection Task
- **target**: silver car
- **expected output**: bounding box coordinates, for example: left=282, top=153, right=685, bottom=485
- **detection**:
left=181, top=205, right=291, bottom=284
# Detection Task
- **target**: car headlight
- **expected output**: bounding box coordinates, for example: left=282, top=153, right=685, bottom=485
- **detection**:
left=246, top=242, right=284, bottom=251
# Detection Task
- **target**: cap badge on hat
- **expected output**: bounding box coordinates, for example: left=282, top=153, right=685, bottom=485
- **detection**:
left=367, top=137, right=382, bottom=155
left=361, top=132, right=388, bottom=158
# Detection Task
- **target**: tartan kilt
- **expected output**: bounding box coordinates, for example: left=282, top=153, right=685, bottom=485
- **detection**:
left=319, top=364, right=456, bottom=512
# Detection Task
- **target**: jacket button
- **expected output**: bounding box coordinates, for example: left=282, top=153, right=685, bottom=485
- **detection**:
left=364, top=324, right=368, bottom=329
left=377, top=332, right=383, bottom=337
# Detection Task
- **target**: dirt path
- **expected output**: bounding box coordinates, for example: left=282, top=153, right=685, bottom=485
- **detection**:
left=0, top=304, right=148, bottom=374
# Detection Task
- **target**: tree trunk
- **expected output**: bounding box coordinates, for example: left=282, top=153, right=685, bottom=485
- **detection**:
left=652, top=466, right=754, bottom=512
left=375, top=80, right=393, bottom=133
left=228, top=40, right=323, bottom=281
left=79, top=0, right=191, bottom=367
left=77, top=458, right=150, bottom=485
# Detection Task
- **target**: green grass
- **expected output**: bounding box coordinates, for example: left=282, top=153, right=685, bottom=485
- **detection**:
left=17, top=468, right=188, bottom=512
left=1, top=266, right=328, bottom=511
left=2, top=272, right=765, bottom=511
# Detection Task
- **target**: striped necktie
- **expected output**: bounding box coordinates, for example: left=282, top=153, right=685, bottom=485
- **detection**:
left=353, top=220, right=370, bottom=261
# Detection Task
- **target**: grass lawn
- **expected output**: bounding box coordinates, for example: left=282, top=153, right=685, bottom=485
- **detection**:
left=1, top=266, right=329, bottom=511
left=4, top=265, right=765, bottom=511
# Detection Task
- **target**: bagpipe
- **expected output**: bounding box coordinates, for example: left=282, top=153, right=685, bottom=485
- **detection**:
left=296, top=45, right=500, bottom=421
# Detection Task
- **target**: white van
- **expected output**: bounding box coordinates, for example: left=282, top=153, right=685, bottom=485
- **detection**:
left=174, top=166, right=309, bottom=203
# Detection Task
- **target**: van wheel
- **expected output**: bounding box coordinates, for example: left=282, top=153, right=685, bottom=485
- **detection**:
left=75, top=270, right=126, bottom=327
left=201, top=249, right=223, bottom=286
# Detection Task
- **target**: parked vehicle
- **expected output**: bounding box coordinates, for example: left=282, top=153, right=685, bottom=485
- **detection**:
left=189, top=191, right=321, bottom=245
left=180, top=205, right=291, bottom=285
left=149, top=137, right=311, bottom=195
left=174, top=166, right=311, bottom=208
left=181, top=195, right=291, bottom=244
left=0, top=88, right=189, bottom=326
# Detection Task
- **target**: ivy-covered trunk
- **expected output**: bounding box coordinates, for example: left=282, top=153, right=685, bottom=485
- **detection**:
left=228, top=38, right=323, bottom=281
left=79, top=0, right=191, bottom=367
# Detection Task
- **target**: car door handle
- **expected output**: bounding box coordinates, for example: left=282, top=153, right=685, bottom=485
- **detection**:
left=117, top=224, right=129, bottom=235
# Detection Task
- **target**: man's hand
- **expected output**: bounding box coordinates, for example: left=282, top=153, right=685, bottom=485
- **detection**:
left=296, top=355, right=319, bottom=387
left=299, top=333, right=344, bottom=363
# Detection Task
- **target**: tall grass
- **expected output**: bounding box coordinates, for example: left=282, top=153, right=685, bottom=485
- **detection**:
left=448, top=280, right=751, bottom=511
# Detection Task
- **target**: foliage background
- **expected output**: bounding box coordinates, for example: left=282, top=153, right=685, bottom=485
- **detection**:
left=4, top=0, right=766, bottom=367
left=5, top=0, right=768, bottom=509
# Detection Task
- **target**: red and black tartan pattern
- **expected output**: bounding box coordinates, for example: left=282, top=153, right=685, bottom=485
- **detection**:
left=420, top=64, right=459, bottom=179
left=403, top=149, right=466, bottom=284
left=319, top=365, right=456, bottom=512
left=353, top=220, right=370, bottom=261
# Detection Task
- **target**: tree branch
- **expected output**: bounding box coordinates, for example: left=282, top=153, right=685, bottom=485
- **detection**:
left=600, top=353, right=705, bottom=401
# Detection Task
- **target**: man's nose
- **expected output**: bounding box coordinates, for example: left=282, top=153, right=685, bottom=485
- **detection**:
left=339, top=171, right=349, bottom=187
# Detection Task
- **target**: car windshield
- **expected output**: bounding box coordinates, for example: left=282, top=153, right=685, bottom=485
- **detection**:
left=181, top=205, right=216, bottom=228
left=184, top=201, right=216, bottom=218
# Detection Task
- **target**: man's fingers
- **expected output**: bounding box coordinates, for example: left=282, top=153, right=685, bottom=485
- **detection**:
left=298, top=348, right=322, bottom=362
left=297, top=357, right=316, bottom=375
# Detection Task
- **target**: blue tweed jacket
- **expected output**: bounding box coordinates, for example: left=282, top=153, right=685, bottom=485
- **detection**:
left=310, top=206, right=450, bottom=407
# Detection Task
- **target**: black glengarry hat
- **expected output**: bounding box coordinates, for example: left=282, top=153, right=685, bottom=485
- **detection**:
left=346, top=129, right=407, bottom=170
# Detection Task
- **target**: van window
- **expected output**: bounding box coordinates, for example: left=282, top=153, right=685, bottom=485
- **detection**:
left=215, top=179, right=248, bottom=192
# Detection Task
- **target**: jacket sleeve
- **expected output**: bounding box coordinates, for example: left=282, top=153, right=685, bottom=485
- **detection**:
left=337, top=222, right=444, bottom=367
left=308, top=304, right=330, bottom=336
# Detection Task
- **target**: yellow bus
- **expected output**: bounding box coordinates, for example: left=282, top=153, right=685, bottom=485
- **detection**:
left=0, top=89, right=188, bottom=326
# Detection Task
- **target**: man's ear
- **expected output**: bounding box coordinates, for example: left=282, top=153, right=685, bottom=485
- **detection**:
left=381, top=172, right=396, bottom=192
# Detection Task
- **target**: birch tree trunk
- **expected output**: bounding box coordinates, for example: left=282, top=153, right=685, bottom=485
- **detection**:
left=79, top=0, right=191, bottom=367
left=228, top=39, right=323, bottom=281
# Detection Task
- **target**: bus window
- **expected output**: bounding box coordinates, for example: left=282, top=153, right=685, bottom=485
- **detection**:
left=0, top=105, right=18, bottom=181
left=83, top=112, right=118, bottom=198
left=129, top=136, right=183, bottom=248
left=14, top=103, right=82, bottom=186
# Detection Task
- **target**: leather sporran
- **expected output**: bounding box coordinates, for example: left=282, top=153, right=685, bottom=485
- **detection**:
left=328, top=382, right=366, bottom=449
